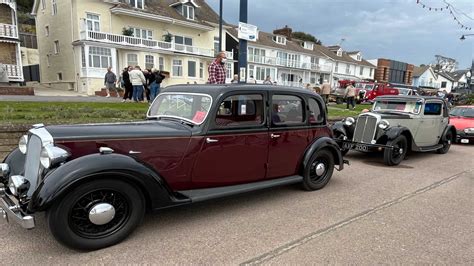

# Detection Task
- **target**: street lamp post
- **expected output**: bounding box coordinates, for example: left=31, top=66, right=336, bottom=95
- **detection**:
left=460, top=34, right=474, bottom=40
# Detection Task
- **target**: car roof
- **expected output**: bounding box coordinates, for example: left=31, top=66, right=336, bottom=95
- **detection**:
left=161, top=84, right=319, bottom=99
left=375, top=95, right=443, bottom=102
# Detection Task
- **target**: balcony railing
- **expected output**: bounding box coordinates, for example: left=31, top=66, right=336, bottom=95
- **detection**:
left=0, top=23, right=18, bottom=39
left=81, top=29, right=213, bottom=57
left=3, top=64, right=23, bottom=82
left=248, top=55, right=332, bottom=72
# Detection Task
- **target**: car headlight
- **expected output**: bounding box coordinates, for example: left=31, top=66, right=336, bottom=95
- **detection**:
left=18, top=135, right=28, bottom=154
left=378, top=120, right=390, bottom=130
left=40, top=145, right=70, bottom=169
left=8, top=175, right=28, bottom=196
left=464, top=128, right=474, bottom=133
left=344, top=117, right=355, bottom=126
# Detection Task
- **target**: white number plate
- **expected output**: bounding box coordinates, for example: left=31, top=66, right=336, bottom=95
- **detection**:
left=354, top=144, right=369, bottom=152
left=461, top=139, right=469, bottom=144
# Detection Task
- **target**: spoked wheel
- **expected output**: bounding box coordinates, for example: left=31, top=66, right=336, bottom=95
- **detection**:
left=383, top=135, right=408, bottom=166
left=436, top=131, right=452, bottom=154
left=47, top=179, right=145, bottom=250
left=302, top=150, right=335, bottom=191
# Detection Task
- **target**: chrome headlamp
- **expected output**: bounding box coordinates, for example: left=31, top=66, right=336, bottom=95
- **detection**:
left=344, top=117, right=355, bottom=126
left=378, top=120, right=390, bottom=130
left=464, top=128, right=474, bottom=134
left=40, top=145, right=70, bottom=169
left=18, top=135, right=28, bottom=154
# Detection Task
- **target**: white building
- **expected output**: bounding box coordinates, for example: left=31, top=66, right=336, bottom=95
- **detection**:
left=412, top=65, right=440, bottom=89
left=0, top=0, right=23, bottom=83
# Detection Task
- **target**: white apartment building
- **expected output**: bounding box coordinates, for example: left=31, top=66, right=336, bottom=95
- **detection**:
left=0, top=0, right=23, bottom=82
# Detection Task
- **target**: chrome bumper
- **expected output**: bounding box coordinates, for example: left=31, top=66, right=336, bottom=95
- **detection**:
left=0, top=187, right=35, bottom=229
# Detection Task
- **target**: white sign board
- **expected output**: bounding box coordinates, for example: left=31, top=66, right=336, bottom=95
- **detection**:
left=238, top=22, right=258, bottom=42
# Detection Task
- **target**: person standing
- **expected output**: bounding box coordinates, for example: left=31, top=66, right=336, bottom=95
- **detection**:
left=122, top=66, right=133, bottom=102
left=150, top=68, right=165, bottom=102
left=207, top=51, right=227, bottom=84
left=129, top=66, right=146, bottom=102
left=320, top=80, right=331, bottom=104
left=104, top=67, right=118, bottom=98
left=345, top=82, right=356, bottom=109
left=230, top=74, right=239, bottom=84
left=263, top=75, right=273, bottom=84
left=248, top=75, right=257, bottom=84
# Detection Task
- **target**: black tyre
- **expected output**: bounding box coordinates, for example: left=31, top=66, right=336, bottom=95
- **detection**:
left=47, top=179, right=145, bottom=250
left=302, top=150, right=335, bottom=191
left=334, top=132, right=349, bottom=156
left=436, top=131, right=452, bottom=154
left=383, top=135, right=408, bottom=166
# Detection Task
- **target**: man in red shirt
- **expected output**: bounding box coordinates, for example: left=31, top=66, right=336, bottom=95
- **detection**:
left=208, top=51, right=227, bottom=84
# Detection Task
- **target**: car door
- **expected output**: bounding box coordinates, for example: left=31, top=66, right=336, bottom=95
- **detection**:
left=416, top=101, right=444, bottom=146
left=266, top=93, right=309, bottom=179
left=192, top=92, right=269, bottom=188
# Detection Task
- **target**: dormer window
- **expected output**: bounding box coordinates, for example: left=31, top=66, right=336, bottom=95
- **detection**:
left=303, top=42, right=313, bottom=50
left=129, top=0, right=144, bottom=9
left=336, top=49, right=342, bottom=56
left=176, top=4, right=195, bottom=20
left=273, top=35, right=286, bottom=45
left=356, top=54, right=361, bottom=61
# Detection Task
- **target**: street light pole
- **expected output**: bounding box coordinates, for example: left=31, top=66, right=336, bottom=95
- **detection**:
left=238, top=0, right=248, bottom=83
left=460, top=34, right=474, bottom=40
left=218, top=0, right=223, bottom=52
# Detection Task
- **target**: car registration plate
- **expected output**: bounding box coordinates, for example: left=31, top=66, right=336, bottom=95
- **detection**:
left=461, top=139, right=469, bottom=144
left=342, top=143, right=369, bottom=152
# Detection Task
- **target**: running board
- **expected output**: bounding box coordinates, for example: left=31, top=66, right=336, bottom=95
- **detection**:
left=417, top=144, right=443, bottom=152
left=178, top=175, right=303, bottom=202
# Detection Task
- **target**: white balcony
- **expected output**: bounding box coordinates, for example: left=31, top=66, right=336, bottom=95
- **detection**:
left=80, top=29, right=213, bottom=57
left=248, top=55, right=332, bottom=72
left=0, top=23, right=18, bottom=39
left=3, top=64, right=23, bottom=82
left=0, top=0, right=16, bottom=10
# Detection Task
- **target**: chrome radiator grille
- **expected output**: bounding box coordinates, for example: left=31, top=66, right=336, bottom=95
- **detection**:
left=24, top=135, right=42, bottom=196
left=353, top=115, right=378, bottom=143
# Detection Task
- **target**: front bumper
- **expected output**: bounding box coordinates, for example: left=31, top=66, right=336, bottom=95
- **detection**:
left=0, top=187, right=35, bottom=229
left=456, top=131, right=474, bottom=143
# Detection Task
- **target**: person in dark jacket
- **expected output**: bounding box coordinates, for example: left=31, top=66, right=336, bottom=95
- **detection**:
left=150, top=68, right=165, bottom=102
left=122, top=66, right=133, bottom=102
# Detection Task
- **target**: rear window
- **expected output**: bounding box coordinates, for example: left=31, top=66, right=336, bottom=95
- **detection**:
left=215, top=94, right=264, bottom=127
left=271, top=95, right=304, bottom=125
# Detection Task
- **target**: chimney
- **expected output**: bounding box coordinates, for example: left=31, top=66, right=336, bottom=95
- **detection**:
left=273, top=25, right=292, bottom=40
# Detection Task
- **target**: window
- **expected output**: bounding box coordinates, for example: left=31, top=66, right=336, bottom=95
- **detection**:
left=273, top=35, right=287, bottom=45
left=158, top=57, right=164, bottom=70
left=145, top=55, right=154, bottom=69
left=424, top=102, right=442, bottom=116
left=127, top=54, right=138, bottom=67
left=336, top=49, right=342, bottom=56
left=226, top=62, right=232, bottom=79
left=57, top=73, right=62, bottom=81
left=129, top=0, right=144, bottom=9
left=174, top=35, right=193, bottom=46
left=173, top=59, right=183, bottom=76
left=215, top=94, right=264, bottom=127
left=53, top=40, right=60, bottom=54
left=441, top=81, right=447, bottom=88
left=188, top=60, right=196, bottom=77
left=46, top=55, right=50, bottom=67
left=308, top=98, right=324, bottom=124
left=51, top=0, right=57, bottom=15
left=179, top=5, right=195, bottom=20
left=129, top=27, right=152, bottom=40
left=335, top=62, right=339, bottom=73
left=356, top=54, right=361, bottom=61
left=248, top=47, right=266, bottom=63
left=345, top=64, right=350, bottom=74
left=45, top=25, right=49, bottom=36
left=370, top=68, right=373, bottom=77
left=89, top=47, right=112, bottom=68
left=303, top=42, right=313, bottom=50
left=359, top=66, right=364, bottom=76
left=81, top=46, right=86, bottom=67
left=255, top=66, right=276, bottom=81
left=41, top=0, right=45, bottom=10
left=86, top=13, right=100, bottom=32
left=271, top=95, right=304, bottom=125
left=199, top=62, right=204, bottom=78
left=311, top=57, right=319, bottom=66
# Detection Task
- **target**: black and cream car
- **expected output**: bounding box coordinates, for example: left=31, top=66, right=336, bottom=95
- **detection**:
left=332, top=96, right=456, bottom=166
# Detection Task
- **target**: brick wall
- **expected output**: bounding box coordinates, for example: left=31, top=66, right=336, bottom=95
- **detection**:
left=0, top=43, right=17, bottom=65
left=0, top=5, right=12, bottom=24
left=0, top=125, right=29, bottom=161
left=375, top=59, right=390, bottom=83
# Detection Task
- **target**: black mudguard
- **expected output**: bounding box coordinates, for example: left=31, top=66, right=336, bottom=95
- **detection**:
left=2, top=148, right=25, bottom=184
left=331, top=121, right=347, bottom=137
left=441, top=125, right=456, bottom=142
left=28, top=153, right=190, bottom=212
left=302, top=137, right=344, bottom=171
left=383, top=126, right=412, bottom=142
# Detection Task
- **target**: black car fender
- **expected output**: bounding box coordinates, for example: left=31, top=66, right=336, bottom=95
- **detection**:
left=441, top=124, right=456, bottom=141
left=379, top=126, right=414, bottom=148
left=2, top=148, right=25, bottom=184
left=302, top=137, right=344, bottom=171
left=331, top=121, right=347, bottom=137
left=28, top=153, right=190, bottom=212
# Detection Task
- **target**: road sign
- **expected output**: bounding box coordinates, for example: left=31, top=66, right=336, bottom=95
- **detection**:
left=238, top=22, right=258, bottom=42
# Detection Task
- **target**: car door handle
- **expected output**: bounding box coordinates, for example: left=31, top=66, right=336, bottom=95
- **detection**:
left=271, top=133, right=281, bottom=139
left=206, top=137, right=219, bottom=143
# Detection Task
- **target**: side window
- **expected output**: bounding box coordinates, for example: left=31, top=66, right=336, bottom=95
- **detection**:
left=215, top=94, right=264, bottom=127
left=271, top=95, right=304, bottom=125
left=308, top=98, right=324, bottom=124
left=424, top=102, right=442, bottom=116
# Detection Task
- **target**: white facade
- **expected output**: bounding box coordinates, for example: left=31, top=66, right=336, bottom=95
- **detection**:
left=0, top=0, right=23, bottom=82
left=412, top=67, right=440, bottom=89
left=436, top=74, right=454, bottom=93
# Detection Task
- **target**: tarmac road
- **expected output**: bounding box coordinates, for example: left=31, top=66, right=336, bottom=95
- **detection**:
left=0, top=145, right=472, bottom=264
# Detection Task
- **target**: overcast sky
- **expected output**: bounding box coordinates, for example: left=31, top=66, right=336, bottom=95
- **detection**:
left=207, top=0, right=474, bottom=69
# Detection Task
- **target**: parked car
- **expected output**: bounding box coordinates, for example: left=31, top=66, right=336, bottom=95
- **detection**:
left=0, top=85, right=346, bottom=250
left=355, top=82, right=375, bottom=103
left=390, top=84, right=419, bottom=96
left=332, top=95, right=456, bottom=166
left=363, top=83, right=399, bottom=103
left=449, top=105, right=474, bottom=144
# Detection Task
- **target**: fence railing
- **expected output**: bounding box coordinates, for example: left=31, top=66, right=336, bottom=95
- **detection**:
left=2, top=64, right=23, bottom=81
left=0, top=23, right=18, bottom=39
left=248, top=55, right=332, bottom=72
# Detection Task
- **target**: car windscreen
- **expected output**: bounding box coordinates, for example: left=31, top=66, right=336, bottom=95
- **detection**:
left=364, top=85, right=374, bottom=90
left=148, top=93, right=212, bottom=125
left=450, top=107, right=474, bottom=118
left=373, top=100, right=422, bottom=114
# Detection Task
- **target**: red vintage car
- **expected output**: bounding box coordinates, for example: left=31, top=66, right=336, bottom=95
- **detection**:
left=0, top=85, right=345, bottom=250
left=449, top=105, right=474, bottom=144
left=364, top=83, right=399, bottom=102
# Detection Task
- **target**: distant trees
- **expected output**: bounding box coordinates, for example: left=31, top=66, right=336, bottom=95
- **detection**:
left=291, top=31, right=322, bottom=45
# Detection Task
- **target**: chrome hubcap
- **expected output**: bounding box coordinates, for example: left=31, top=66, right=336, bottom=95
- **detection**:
left=399, top=148, right=404, bottom=154
left=315, top=163, right=326, bottom=176
left=88, top=203, right=116, bottom=225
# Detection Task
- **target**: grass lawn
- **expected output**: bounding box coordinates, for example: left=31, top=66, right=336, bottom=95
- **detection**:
left=0, top=101, right=367, bottom=125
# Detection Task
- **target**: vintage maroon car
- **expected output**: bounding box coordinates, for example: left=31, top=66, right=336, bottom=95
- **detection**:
left=0, top=84, right=345, bottom=250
